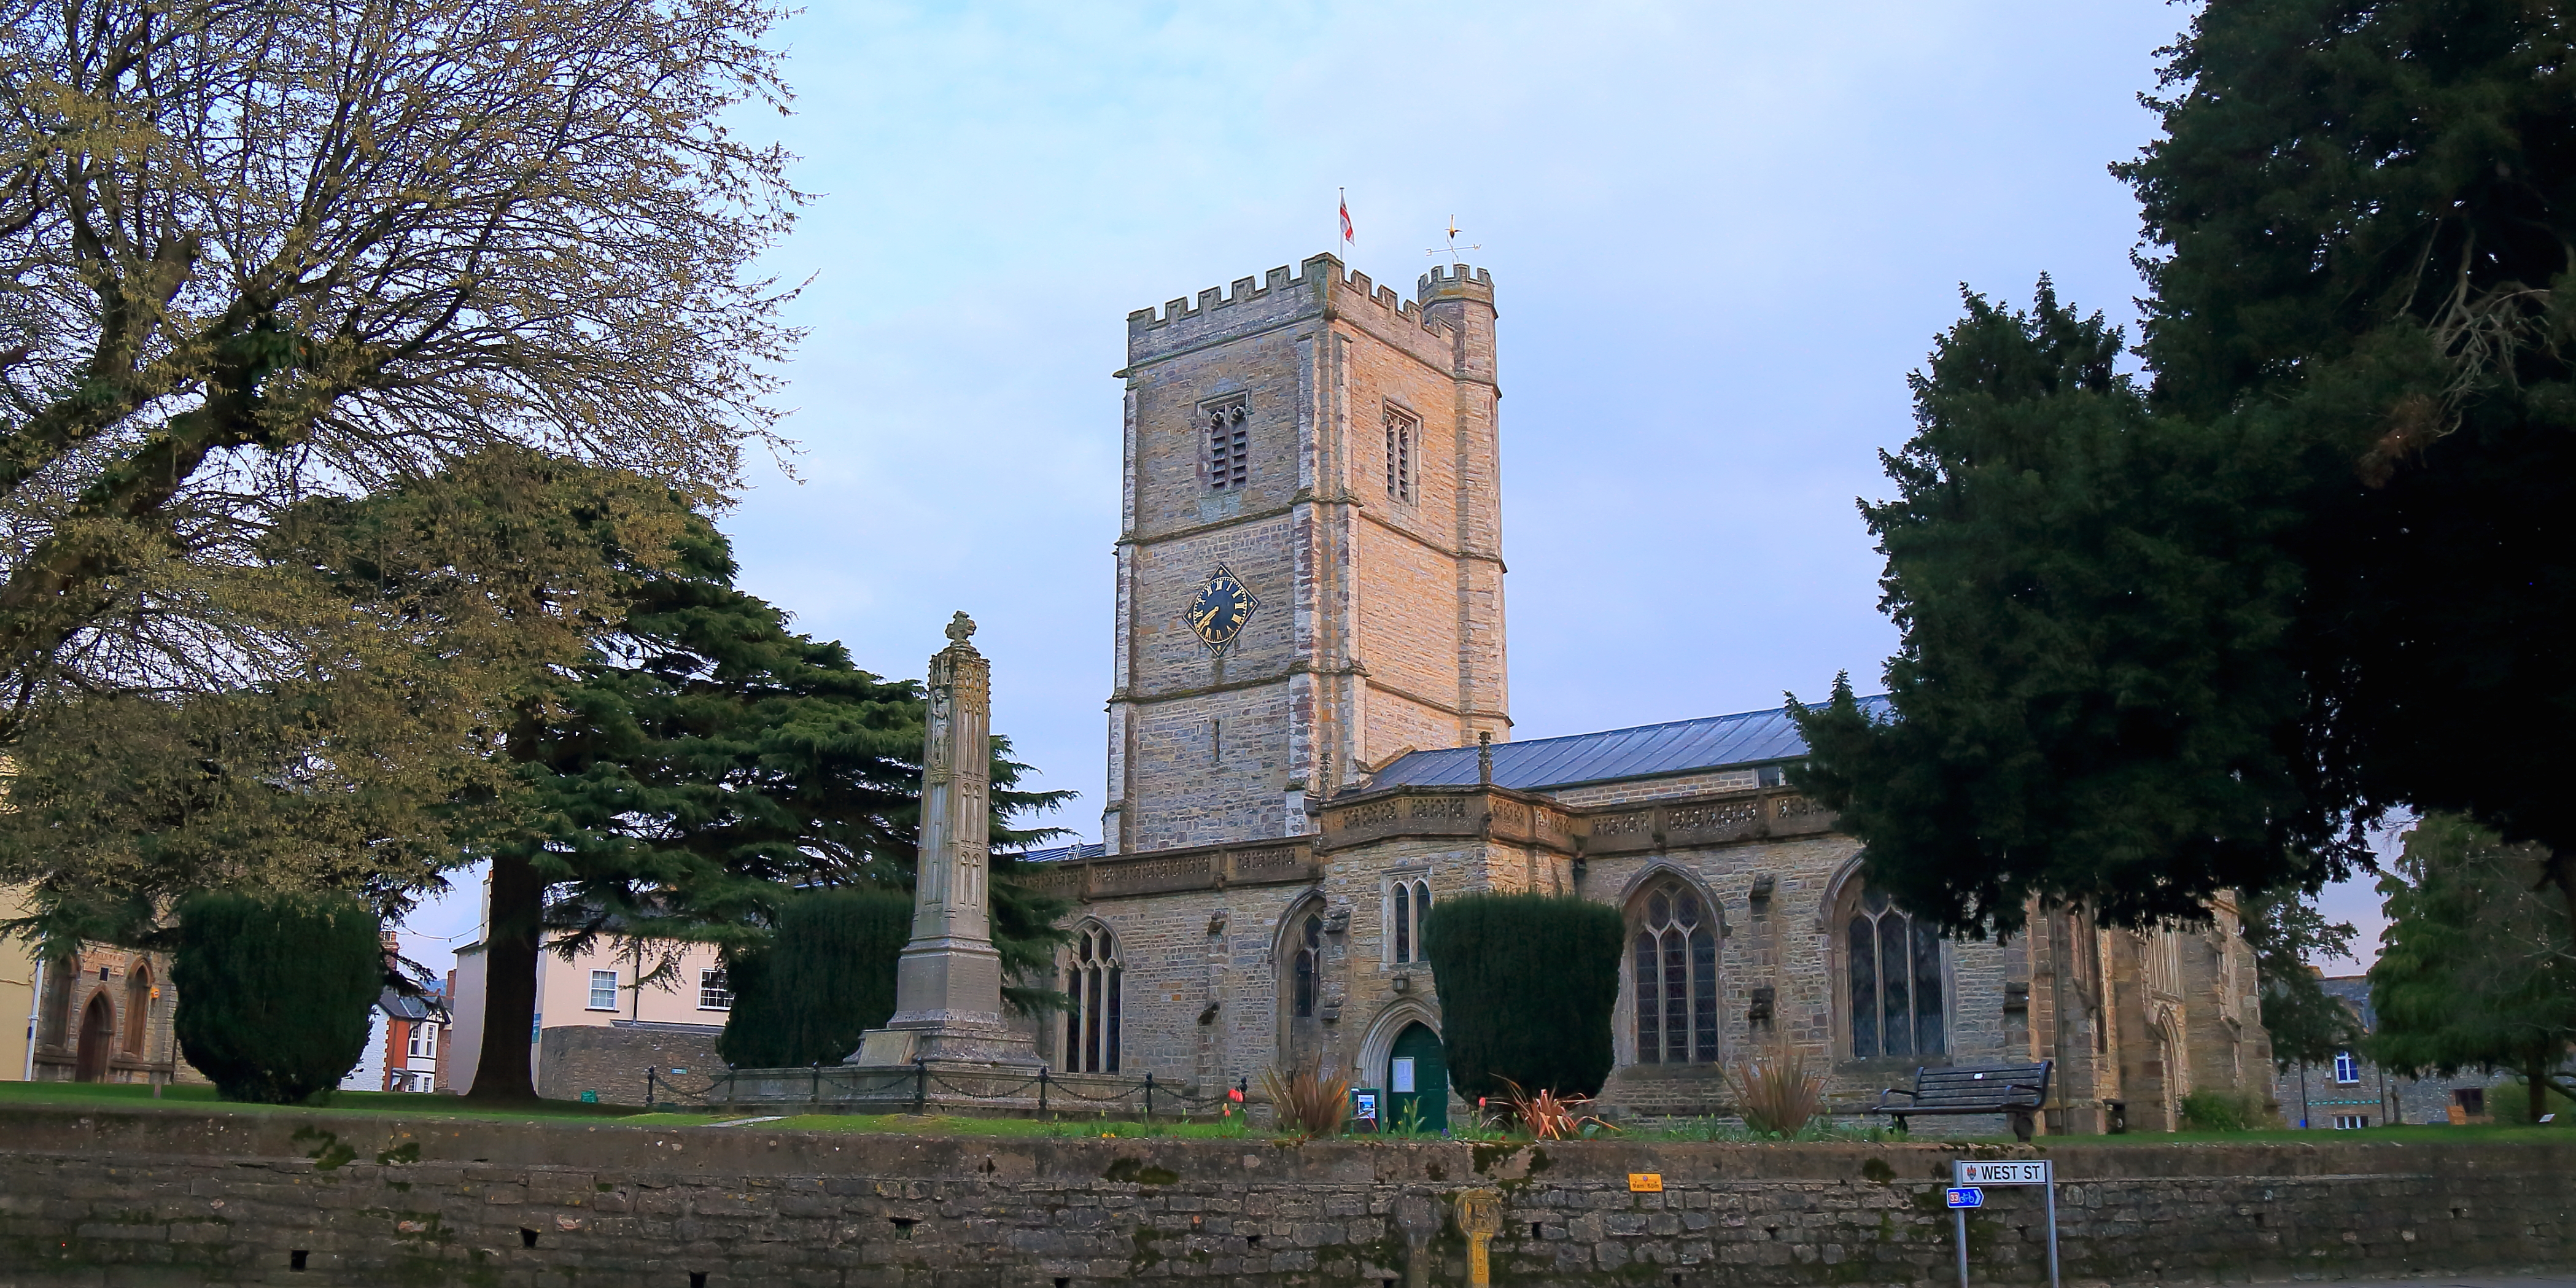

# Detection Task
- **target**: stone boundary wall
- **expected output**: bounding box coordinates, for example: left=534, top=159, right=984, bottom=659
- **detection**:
left=0, top=1106, right=2567, bottom=1287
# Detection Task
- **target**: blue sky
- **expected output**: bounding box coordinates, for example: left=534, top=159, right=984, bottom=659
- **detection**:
left=401, top=0, right=2386, bottom=974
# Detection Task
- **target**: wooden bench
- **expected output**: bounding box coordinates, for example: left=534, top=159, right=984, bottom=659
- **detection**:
left=1870, top=1061, right=2052, bottom=1141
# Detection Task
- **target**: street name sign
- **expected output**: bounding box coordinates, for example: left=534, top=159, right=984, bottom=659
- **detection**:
left=1955, top=1160, right=2051, bottom=1186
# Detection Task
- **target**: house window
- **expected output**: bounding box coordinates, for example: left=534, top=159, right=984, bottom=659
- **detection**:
left=1632, top=877, right=1720, bottom=1065
left=1384, top=407, right=1415, bottom=502
left=2332, top=1114, right=2370, bottom=1130
left=1848, top=886, right=1946, bottom=1059
left=587, top=970, right=618, bottom=1011
left=1206, top=400, right=1248, bottom=490
left=1063, top=924, right=1122, bottom=1074
left=1292, top=912, right=1323, bottom=1018
left=406, top=1024, right=435, bottom=1060
left=699, top=969, right=733, bottom=1011
left=2332, top=1050, right=2360, bottom=1084
left=1392, top=878, right=1432, bottom=964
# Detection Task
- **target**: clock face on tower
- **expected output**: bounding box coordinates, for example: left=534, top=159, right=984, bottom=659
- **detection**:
left=1187, top=565, right=1259, bottom=652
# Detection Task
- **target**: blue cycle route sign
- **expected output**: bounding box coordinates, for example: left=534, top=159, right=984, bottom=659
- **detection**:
left=1946, top=1187, right=1984, bottom=1209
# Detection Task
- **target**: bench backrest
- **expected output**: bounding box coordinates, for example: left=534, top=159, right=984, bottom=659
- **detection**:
left=1908, top=1061, right=2050, bottom=1107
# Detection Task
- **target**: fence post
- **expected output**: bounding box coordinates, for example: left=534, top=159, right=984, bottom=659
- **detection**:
left=1144, top=1072, right=1155, bottom=1122
left=812, top=1061, right=822, bottom=1104
left=1038, top=1066, right=1049, bottom=1115
left=645, top=1067, right=656, bottom=1109
left=913, top=1057, right=928, bottom=1114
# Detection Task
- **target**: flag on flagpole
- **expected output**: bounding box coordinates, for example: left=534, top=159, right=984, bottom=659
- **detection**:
left=1339, top=188, right=1354, bottom=247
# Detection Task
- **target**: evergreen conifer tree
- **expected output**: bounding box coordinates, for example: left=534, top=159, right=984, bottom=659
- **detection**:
left=171, top=890, right=384, bottom=1104
left=1796, top=0, right=2576, bottom=944
left=2368, top=815, right=2576, bottom=1123
left=1421, top=893, right=1624, bottom=1101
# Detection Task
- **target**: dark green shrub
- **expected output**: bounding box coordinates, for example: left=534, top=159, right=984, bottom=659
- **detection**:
left=717, top=886, right=912, bottom=1068
left=2178, top=1088, right=2267, bottom=1133
left=1422, top=892, right=1624, bottom=1100
left=171, top=890, right=383, bottom=1104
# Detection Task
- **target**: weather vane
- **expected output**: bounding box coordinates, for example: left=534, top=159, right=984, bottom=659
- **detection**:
left=1426, top=217, right=1482, bottom=265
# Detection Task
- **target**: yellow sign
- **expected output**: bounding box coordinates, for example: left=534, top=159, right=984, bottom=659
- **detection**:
left=1455, top=1189, right=1504, bottom=1287
left=1628, top=1173, right=1664, bottom=1193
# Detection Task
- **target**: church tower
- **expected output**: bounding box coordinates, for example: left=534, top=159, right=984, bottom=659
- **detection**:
left=1101, top=254, right=1509, bottom=853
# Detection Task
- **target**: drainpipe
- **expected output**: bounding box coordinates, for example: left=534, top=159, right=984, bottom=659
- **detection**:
left=21, top=957, right=42, bottom=1082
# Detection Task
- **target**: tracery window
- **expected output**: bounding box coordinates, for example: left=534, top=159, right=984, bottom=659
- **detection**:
left=1632, top=877, right=1720, bottom=1064
left=1292, top=912, right=1323, bottom=1018
left=1064, top=924, right=1122, bottom=1073
left=1847, top=887, right=1946, bottom=1059
left=121, top=965, right=152, bottom=1056
left=1391, top=878, right=1431, bottom=964
left=1384, top=407, right=1414, bottom=502
left=1206, top=400, right=1248, bottom=490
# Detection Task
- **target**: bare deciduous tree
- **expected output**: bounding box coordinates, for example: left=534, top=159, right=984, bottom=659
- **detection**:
left=0, top=0, right=802, bottom=731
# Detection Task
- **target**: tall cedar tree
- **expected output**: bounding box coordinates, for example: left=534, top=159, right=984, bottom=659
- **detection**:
left=461, top=497, right=1069, bottom=1101
left=2368, top=815, right=2576, bottom=1122
left=171, top=890, right=384, bottom=1104
left=1798, top=1, right=2576, bottom=940
left=0, top=0, right=801, bottom=742
left=714, top=886, right=913, bottom=1069
left=1421, top=893, right=1624, bottom=1101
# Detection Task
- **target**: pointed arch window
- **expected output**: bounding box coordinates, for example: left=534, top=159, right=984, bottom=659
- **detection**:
left=121, top=965, right=153, bottom=1057
left=1064, top=925, right=1122, bottom=1073
left=1847, top=888, right=1946, bottom=1059
left=1391, top=878, right=1431, bottom=964
left=1292, top=912, right=1323, bottom=1018
left=1632, top=877, right=1720, bottom=1064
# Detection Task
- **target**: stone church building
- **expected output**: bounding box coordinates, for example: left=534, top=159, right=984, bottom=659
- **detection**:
left=1015, top=252, right=2273, bottom=1135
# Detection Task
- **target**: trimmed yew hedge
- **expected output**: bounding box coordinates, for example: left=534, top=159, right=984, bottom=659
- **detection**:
left=172, top=890, right=384, bottom=1104
left=1422, top=892, right=1624, bottom=1100
left=718, top=886, right=912, bottom=1068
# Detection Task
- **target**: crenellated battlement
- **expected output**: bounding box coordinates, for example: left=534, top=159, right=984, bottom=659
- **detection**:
left=1419, top=262, right=1495, bottom=302
left=1127, top=253, right=1476, bottom=346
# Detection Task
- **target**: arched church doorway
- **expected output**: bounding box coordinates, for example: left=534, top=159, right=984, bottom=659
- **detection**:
left=1387, top=1022, right=1447, bottom=1131
left=74, top=993, right=115, bottom=1082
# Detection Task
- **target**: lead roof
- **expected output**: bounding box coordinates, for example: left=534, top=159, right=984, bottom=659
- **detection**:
left=1367, top=696, right=1893, bottom=794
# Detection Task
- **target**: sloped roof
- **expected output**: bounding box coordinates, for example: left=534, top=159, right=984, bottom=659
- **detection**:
left=1012, top=842, right=1108, bottom=865
left=1368, top=695, right=1893, bottom=793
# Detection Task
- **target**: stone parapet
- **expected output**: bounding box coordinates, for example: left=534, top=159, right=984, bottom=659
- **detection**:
left=1016, top=838, right=1318, bottom=902
left=0, top=1106, right=2569, bottom=1286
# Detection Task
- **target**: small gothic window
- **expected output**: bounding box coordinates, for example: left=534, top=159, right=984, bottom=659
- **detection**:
left=1392, top=878, right=1432, bottom=964
left=121, top=966, right=152, bottom=1056
left=1848, top=888, right=1946, bottom=1059
left=1065, top=925, right=1122, bottom=1073
left=1384, top=407, right=1415, bottom=502
left=1292, top=912, right=1323, bottom=1018
left=1206, top=400, right=1248, bottom=490
left=1632, top=878, right=1720, bottom=1064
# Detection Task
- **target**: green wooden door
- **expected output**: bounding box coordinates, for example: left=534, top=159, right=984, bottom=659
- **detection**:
left=1387, top=1023, right=1448, bottom=1131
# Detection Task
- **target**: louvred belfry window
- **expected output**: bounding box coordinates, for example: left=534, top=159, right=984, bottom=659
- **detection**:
left=1384, top=407, right=1415, bottom=502
left=1632, top=879, right=1719, bottom=1064
left=1207, top=400, right=1248, bottom=489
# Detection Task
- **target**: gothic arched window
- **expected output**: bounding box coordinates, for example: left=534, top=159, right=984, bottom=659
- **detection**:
left=1392, top=877, right=1431, bottom=964
left=121, top=965, right=152, bottom=1056
left=1063, top=924, right=1121, bottom=1073
left=1292, top=912, right=1323, bottom=1018
left=1848, top=888, right=1946, bottom=1059
left=1632, top=877, right=1719, bottom=1065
